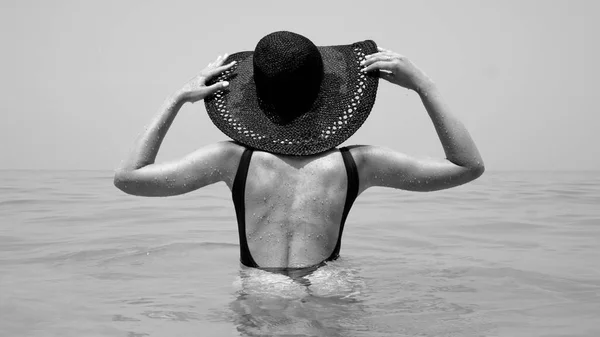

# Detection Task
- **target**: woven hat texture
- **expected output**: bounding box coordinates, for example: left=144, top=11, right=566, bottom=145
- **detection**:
left=204, top=31, right=379, bottom=155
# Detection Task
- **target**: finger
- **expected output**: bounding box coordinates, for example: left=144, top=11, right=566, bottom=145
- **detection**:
left=362, top=60, right=396, bottom=73
left=212, top=53, right=228, bottom=67
left=377, top=46, right=392, bottom=53
left=362, top=52, right=397, bottom=66
left=204, top=81, right=230, bottom=96
left=364, top=51, right=388, bottom=60
left=365, top=51, right=404, bottom=61
left=207, top=55, right=222, bottom=69
left=206, top=60, right=237, bottom=78
left=207, top=54, right=228, bottom=70
left=378, top=70, right=395, bottom=81
left=361, top=54, right=394, bottom=67
left=216, top=53, right=228, bottom=67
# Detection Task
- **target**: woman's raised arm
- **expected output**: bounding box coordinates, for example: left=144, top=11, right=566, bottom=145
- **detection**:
left=114, top=55, right=240, bottom=196
left=355, top=48, right=484, bottom=192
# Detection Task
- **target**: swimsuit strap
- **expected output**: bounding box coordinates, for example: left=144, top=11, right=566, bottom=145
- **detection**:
left=232, top=147, right=259, bottom=267
left=326, top=147, right=360, bottom=261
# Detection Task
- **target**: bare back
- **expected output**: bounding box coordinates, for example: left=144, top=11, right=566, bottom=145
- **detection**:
left=236, top=148, right=353, bottom=268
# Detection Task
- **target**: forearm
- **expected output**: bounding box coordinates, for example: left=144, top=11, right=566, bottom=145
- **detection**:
left=117, top=91, right=186, bottom=172
left=416, top=80, right=484, bottom=170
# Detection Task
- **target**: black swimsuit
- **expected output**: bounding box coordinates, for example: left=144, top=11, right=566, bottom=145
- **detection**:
left=231, top=147, right=359, bottom=274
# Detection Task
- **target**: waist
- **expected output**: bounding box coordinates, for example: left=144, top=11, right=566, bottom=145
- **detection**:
left=245, top=260, right=329, bottom=280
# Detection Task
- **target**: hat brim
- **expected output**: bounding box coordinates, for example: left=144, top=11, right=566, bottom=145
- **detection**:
left=204, top=40, right=379, bottom=156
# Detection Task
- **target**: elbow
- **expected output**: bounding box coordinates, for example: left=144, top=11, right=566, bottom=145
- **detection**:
left=469, top=162, right=485, bottom=180
left=113, top=170, right=132, bottom=194
left=113, top=170, right=156, bottom=197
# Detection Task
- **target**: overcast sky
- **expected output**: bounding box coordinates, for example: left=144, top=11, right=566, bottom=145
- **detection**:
left=1, top=0, right=598, bottom=171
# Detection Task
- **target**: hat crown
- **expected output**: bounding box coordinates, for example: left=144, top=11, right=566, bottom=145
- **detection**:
left=253, top=31, right=323, bottom=124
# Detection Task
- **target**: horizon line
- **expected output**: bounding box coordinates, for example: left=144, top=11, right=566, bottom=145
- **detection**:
left=1, top=168, right=599, bottom=173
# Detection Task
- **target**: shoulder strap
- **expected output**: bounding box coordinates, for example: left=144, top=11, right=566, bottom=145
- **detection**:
left=340, top=147, right=360, bottom=204
left=231, top=148, right=259, bottom=267
left=327, top=147, right=359, bottom=261
left=232, top=147, right=253, bottom=198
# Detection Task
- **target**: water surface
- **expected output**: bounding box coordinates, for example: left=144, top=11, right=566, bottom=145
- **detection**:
left=1, top=170, right=599, bottom=336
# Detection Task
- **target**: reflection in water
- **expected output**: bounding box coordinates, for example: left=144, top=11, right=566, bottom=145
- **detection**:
left=229, top=261, right=372, bottom=336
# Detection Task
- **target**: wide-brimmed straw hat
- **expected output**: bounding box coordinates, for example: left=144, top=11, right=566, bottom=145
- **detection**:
left=204, top=31, right=379, bottom=155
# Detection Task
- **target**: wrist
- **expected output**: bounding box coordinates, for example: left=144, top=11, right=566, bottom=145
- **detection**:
left=413, top=76, right=436, bottom=96
left=158, top=91, right=187, bottom=116
left=172, top=90, right=189, bottom=104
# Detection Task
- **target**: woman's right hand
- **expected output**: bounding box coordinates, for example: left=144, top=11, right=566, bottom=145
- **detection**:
left=361, top=47, right=432, bottom=92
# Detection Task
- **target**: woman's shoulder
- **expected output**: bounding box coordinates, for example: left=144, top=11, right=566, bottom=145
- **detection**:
left=211, top=140, right=247, bottom=153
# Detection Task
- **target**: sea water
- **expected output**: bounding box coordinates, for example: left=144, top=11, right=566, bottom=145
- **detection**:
left=1, top=170, right=599, bottom=336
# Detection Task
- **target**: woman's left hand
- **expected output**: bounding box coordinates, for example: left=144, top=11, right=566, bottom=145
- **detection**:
left=179, top=54, right=236, bottom=103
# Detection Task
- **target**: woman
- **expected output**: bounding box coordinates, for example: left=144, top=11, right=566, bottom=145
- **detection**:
left=114, top=31, right=484, bottom=276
